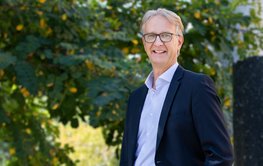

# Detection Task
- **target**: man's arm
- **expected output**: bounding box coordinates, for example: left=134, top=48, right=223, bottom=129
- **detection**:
left=120, top=95, right=132, bottom=166
left=120, top=123, right=128, bottom=166
left=192, top=75, right=234, bottom=166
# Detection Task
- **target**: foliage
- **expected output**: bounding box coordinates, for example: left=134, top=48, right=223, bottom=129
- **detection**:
left=0, top=0, right=262, bottom=164
left=59, top=121, right=118, bottom=166
left=0, top=82, right=75, bottom=165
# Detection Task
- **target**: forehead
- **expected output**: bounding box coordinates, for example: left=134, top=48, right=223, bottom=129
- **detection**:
left=143, top=15, right=176, bottom=33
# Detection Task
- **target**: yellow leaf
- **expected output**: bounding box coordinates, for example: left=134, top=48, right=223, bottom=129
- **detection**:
left=208, top=17, right=213, bottom=24
left=224, top=98, right=231, bottom=107
left=0, top=69, right=4, bottom=78
left=46, top=27, right=53, bottom=36
left=85, top=60, right=95, bottom=70
left=38, top=70, right=44, bottom=76
left=25, top=128, right=32, bottom=134
left=20, top=87, right=30, bottom=97
left=61, top=14, right=67, bottom=21
left=211, top=36, right=216, bottom=42
left=132, top=39, right=139, bottom=45
left=210, top=68, right=216, bottom=76
left=36, top=10, right=43, bottom=16
left=68, top=49, right=75, bottom=55
left=238, top=40, right=243, bottom=44
left=52, top=103, right=59, bottom=110
left=20, top=6, right=27, bottom=11
left=131, top=48, right=140, bottom=54
left=210, top=31, right=215, bottom=36
left=9, top=148, right=16, bottom=155
left=38, top=90, right=43, bottom=96
left=16, top=24, right=24, bottom=31
left=112, top=110, right=116, bottom=115
left=52, top=157, right=59, bottom=165
left=230, top=136, right=234, bottom=145
left=38, top=0, right=46, bottom=3
left=122, top=47, right=129, bottom=54
left=194, top=11, right=201, bottom=20
left=39, top=19, right=46, bottom=29
left=4, top=33, right=8, bottom=38
left=96, top=111, right=101, bottom=117
left=69, top=87, right=78, bottom=93
left=47, top=82, right=54, bottom=87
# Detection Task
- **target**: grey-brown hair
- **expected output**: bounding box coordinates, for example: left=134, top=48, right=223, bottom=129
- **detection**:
left=140, top=8, right=184, bottom=36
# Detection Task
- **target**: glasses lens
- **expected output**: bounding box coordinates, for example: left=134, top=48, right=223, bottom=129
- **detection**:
left=144, top=34, right=156, bottom=42
left=160, top=33, right=172, bottom=42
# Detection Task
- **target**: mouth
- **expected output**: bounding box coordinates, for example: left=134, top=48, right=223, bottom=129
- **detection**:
left=152, top=50, right=167, bottom=54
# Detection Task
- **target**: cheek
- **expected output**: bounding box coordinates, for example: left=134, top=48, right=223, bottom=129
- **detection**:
left=169, top=41, right=179, bottom=51
left=166, top=43, right=176, bottom=52
left=143, top=43, right=151, bottom=53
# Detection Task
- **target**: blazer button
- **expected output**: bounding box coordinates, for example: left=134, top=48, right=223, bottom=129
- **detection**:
left=156, top=160, right=162, bottom=165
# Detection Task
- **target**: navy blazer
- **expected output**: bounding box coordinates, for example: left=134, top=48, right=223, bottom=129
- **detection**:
left=120, top=66, right=234, bottom=166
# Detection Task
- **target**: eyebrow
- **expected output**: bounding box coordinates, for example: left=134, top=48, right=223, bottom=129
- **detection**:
left=143, top=25, right=179, bottom=35
left=143, top=31, right=173, bottom=34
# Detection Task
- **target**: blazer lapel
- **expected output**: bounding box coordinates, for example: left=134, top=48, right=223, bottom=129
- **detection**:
left=156, top=66, right=184, bottom=150
left=128, top=85, right=148, bottom=164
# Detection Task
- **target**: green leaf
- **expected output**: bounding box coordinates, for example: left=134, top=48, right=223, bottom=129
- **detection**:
left=15, top=61, right=38, bottom=95
left=70, top=118, right=79, bottom=128
left=44, top=49, right=53, bottom=59
left=59, top=42, right=78, bottom=50
left=0, top=108, right=10, bottom=123
left=54, top=55, right=86, bottom=66
left=0, top=52, right=16, bottom=69
left=14, top=35, right=41, bottom=59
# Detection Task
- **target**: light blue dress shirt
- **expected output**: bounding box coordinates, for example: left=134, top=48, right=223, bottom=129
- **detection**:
left=134, top=63, right=179, bottom=166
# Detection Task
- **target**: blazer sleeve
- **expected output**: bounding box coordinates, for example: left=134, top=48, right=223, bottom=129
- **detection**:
left=191, top=75, right=234, bottom=166
left=120, top=95, right=131, bottom=166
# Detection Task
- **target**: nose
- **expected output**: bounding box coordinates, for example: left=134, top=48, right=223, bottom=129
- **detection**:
left=153, top=36, right=164, bottom=46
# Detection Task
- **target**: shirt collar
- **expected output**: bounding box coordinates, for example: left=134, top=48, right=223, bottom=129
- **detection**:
left=145, top=63, right=179, bottom=89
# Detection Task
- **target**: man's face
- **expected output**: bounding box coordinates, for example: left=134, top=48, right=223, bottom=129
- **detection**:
left=142, top=15, right=183, bottom=70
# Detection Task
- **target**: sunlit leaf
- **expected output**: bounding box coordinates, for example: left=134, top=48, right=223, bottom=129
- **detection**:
left=16, top=24, right=24, bottom=31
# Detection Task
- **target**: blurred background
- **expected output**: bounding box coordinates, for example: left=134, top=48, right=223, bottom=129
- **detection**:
left=0, top=0, right=262, bottom=165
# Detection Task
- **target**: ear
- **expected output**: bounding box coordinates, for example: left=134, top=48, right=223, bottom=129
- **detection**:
left=142, top=37, right=147, bottom=49
left=177, top=35, right=184, bottom=49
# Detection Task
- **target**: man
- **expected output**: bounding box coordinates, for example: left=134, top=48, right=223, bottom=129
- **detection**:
left=120, top=8, right=234, bottom=166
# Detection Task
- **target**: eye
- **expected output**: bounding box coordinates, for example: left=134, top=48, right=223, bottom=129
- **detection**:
left=160, top=33, right=171, bottom=39
left=160, top=33, right=172, bottom=42
left=146, top=34, right=156, bottom=40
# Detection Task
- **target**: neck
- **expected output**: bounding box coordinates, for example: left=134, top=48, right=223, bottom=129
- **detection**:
left=152, top=64, right=174, bottom=89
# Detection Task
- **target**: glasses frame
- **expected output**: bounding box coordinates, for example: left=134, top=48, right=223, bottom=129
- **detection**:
left=142, top=32, right=180, bottom=43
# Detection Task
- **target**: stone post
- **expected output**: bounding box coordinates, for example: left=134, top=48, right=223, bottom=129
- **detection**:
left=233, top=56, right=263, bottom=166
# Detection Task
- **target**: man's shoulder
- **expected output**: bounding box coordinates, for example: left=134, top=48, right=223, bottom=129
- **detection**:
left=127, top=84, right=148, bottom=106
left=180, top=66, right=214, bottom=85
left=130, top=84, right=147, bottom=97
left=181, top=67, right=207, bottom=80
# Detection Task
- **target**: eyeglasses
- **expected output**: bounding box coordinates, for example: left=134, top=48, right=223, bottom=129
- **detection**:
left=143, top=32, right=180, bottom=43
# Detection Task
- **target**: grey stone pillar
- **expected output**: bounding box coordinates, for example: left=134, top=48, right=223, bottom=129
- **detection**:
left=233, top=56, right=263, bottom=166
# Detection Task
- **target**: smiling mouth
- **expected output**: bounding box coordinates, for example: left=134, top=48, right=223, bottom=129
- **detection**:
left=152, top=50, right=167, bottom=54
